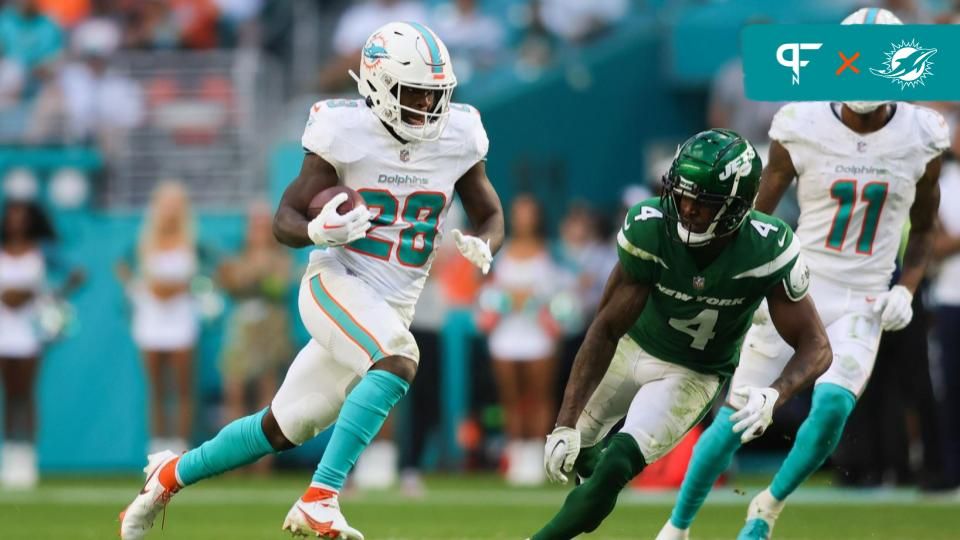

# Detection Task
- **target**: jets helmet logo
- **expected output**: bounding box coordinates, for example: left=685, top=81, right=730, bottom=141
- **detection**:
left=718, top=145, right=756, bottom=182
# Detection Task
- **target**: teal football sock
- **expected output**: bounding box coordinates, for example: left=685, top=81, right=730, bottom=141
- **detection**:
left=770, top=383, right=855, bottom=500
left=670, top=406, right=742, bottom=529
left=177, top=408, right=275, bottom=486
left=312, top=370, right=409, bottom=491
left=531, top=434, right=646, bottom=540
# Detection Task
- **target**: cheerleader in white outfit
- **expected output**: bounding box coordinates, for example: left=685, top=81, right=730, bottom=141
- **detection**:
left=0, top=200, right=56, bottom=488
left=479, top=195, right=563, bottom=485
left=117, top=181, right=199, bottom=455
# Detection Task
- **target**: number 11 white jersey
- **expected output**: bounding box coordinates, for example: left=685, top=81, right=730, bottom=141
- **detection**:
left=301, top=99, right=489, bottom=310
left=769, top=102, right=948, bottom=292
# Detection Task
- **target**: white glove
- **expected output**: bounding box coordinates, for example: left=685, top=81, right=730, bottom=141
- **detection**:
left=306, top=193, right=371, bottom=247
left=872, top=285, right=913, bottom=331
left=451, top=229, right=492, bottom=275
left=544, top=426, right=581, bottom=484
left=729, top=386, right=779, bottom=444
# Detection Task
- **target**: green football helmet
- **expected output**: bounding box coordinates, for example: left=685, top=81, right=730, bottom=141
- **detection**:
left=661, top=129, right=762, bottom=245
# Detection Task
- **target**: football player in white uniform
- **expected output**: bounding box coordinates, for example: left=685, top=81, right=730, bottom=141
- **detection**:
left=658, top=8, right=948, bottom=540
left=119, top=21, right=503, bottom=540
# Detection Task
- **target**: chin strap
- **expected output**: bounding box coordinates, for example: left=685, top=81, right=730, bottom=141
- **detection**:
left=676, top=222, right=716, bottom=246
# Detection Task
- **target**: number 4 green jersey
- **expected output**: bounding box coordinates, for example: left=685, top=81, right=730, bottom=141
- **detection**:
left=617, top=198, right=809, bottom=377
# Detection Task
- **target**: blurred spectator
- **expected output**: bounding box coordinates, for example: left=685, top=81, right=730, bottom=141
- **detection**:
left=216, top=200, right=292, bottom=474
left=214, top=0, right=264, bottom=48
left=934, top=1, right=960, bottom=24
left=556, top=203, right=616, bottom=321
left=708, top=57, right=782, bottom=145
left=116, top=181, right=200, bottom=455
left=479, top=194, right=563, bottom=486
left=37, top=0, right=90, bottom=29
left=554, top=203, right=616, bottom=403
left=31, top=15, right=143, bottom=146
left=933, top=157, right=960, bottom=490
left=318, top=0, right=427, bottom=92
left=0, top=0, right=64, bottom=140
left=537, top=0, right=627, bottom=44
left=170, top=0, right=220, bottom=49
left=884, top=0, right=932, bottom=23
left=0, top=199, right=82, bottom=488
left=429, top=0, right=505, bottom=83
left=123, top=0, right=181, bottom=50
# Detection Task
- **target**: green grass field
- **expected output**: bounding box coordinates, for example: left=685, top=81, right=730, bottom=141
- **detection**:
left=0, top=473, right=957, bottom=539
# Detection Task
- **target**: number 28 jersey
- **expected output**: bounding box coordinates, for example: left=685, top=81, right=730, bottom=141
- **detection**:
left=770, top=102, right=948, bottom=291
left=301, top=99, right=489, bottom=310
left=617, top=199, right=808, bottom=377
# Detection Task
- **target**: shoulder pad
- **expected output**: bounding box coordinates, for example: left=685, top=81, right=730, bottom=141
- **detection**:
left=913, top=105, right=950, bottom=154
left=618, top=200, right=666, bottom=257
left=768, top=103, right=806, bottom=144
left=300, top=100, right=365, bottom=166
left=449, top=103, right=489, bottom=162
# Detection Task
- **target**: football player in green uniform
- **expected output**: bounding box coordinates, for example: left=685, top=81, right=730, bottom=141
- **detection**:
left=528, top=129, right=832, bottom=540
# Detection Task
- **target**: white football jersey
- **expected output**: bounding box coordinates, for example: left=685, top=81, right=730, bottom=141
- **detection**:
left=301, top=99, right=489, bottom=309
left=769, top=102, right=948, bottom=291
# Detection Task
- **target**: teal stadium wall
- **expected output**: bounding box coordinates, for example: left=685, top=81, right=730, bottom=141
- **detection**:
left=15, top=14, right=724, bottom=471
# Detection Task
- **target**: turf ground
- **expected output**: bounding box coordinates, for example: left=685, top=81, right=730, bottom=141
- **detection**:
left=0, top=473, right=957, bottom=539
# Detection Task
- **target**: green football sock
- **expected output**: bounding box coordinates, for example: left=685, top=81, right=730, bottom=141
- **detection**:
left=770, top=383, right=855, bottom=500
left=531, top=434, right=645, bottom=540
left=574, top=443, right=603, bottom=479
left=670, top=406, right=742, bottom=529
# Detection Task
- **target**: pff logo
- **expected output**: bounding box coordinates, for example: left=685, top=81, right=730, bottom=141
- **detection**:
left=870, top=39, right=937, bottom=89
left=777, top=42, right=823, bottom=85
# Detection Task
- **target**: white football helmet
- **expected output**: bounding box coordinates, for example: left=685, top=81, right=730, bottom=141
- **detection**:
left=841, top=7, right=903, bottom=114
left=350, top=21, right=457, bottom=142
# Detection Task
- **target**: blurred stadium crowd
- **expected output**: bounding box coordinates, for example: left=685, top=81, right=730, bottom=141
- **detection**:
left=1, top=0, right=960, bottom=501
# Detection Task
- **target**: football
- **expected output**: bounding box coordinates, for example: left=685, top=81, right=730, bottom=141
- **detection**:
left=306, top=186, right=365, bottom=219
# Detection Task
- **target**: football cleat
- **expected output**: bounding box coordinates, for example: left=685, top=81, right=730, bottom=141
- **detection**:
left=655, top=520, right=690, bottom=540
left=736, top=488, right=784, bottom=540
left=282, top=486, right=364, bottom=539
left=119, top=450, right=181, bottom=539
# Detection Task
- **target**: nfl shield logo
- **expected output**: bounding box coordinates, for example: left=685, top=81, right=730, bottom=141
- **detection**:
left=693, top=276, right=705, bottom=290
left=400, top=148, right=410, bottom=162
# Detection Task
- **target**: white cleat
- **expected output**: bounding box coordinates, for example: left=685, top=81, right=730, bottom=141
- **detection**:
left=655, top=520, right=690, bottom=540
left=736, top=488, right=785, bottom=540
left=282, top=487, right=364, bottom=539
left=119, top=450, right=180, bottom=539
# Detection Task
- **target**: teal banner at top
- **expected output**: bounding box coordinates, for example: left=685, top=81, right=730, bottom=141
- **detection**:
left=742, top=25, right=960, bottom=101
